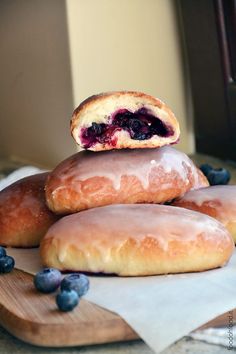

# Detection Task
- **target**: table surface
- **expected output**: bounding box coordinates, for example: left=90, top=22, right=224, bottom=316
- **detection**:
left=0, top=153, right=236, bottom=354
left=0, top=325, right=234, bottom=354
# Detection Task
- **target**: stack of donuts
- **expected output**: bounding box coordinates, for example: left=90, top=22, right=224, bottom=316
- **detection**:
left=0, top=91, right=234, bottom=276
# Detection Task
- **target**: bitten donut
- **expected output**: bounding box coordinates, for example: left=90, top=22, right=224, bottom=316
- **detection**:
left=0, top=173, right=59, bottom=247
left=45, top=146, right=209, bottom=214
left=70, top=91, right=180, bottom=151
left=173, top=185, right=236, bottom=242
left=40, top=204, right=234, bottom=276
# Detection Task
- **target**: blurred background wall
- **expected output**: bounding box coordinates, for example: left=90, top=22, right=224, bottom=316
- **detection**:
left=0, top=0, right=75, bottom=167
left=0, top=0, right=194, bottom=168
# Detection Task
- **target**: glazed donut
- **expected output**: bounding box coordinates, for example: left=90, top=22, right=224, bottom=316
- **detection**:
left=40, top=204, right=234, bottom=276
left=70, top=91, right=180, bottom=151
left=172, top=185, right=236, bottom=242
left=45, top=146, right=209, bottom=214
left=0, top=173, right=59, bottom=247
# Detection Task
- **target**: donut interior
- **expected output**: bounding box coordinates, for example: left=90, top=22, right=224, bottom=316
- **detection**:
left=80, top=107, right=174, bottom=149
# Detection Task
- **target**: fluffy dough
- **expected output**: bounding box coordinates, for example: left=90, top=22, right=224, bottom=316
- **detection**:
left=0, top=173, right=59, bottom=247
left=70, top=91, right=180, bottom=151
left=173, top=185, right=236, bottom=242
left=45, top=146, right=209, bottom=214
left=40, top=204, right=234, bottom=276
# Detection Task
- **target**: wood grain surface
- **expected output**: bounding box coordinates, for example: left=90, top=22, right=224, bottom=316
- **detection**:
left=0, top=269, right=235, bottom=347
left=0, top=269, right=138, bottom=346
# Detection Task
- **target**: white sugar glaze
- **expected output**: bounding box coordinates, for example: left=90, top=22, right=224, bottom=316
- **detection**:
left=52, top=146, right=202, bottom=191
left=45, top=204, right=231, bottom=266
left=177, top=185, right=236, bottom=221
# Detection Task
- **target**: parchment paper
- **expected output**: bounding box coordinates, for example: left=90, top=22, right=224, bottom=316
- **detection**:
left=7, top=247, right=236, bottom=354
left=0, top=166, right=46, bottom=191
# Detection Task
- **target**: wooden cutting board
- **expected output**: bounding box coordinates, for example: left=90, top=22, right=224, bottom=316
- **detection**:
left=0, top=269, right=235, bottom=347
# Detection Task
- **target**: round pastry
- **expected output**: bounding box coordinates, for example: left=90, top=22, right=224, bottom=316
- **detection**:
left=45, top=146, right=209, bottom=214
left=40, top=204, right=234, bottom=276
left=70, top=91, right=180, bottom=151
left=0, top=173, right=59, bottom=247
left=172, top=185, right=236, bottom=242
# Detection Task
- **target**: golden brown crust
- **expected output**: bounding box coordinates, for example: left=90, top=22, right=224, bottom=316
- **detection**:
left=71, top=91, right=163, bottom=124
left=45, top=147, right=209, bottom=215
left=40, top=204, right=234, bottom=276
left=172, top=185, right=236, bottom=242
left=0, top=173, right=59, bottom=247
left=70, top=91, right=180, bottom=151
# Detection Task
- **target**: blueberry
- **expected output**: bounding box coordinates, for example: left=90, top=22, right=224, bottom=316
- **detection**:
left=56, top=290, right=79, bottom=312
left=34, top=268, right=62, bottom=293
left=137, top=107, right=148, bottom=115
left=207, top=168, right=231, bottom=185
left=87, top=122, right=104, bottom=136
left=129, top=119, right=143, bottom=133
left=119, top=119, right=129, bottom=128
left=0, top=256, right=15, bottom=273
left=122, top=111, right=133, bottom=118
left=61, top=273, right=89, bottom=297
left=113, top=112, right=132, bottom=128
left=150, top=119, right=169, bottom=137
left=199, top=164, right=213, bottom=177
left=0, top=247, right=6, bottom=259
left=132, top=131, right=151, bottom=140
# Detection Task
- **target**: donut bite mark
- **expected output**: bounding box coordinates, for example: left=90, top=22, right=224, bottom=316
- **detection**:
left=70, top=91, right=180, bottom=151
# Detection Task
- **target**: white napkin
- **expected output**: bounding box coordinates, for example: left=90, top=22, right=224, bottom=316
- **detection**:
left=190, top=326, right=236, bottom=348
left=0, top=166, right=46, bottom=191
left=6, top=248, right=236, bottom=354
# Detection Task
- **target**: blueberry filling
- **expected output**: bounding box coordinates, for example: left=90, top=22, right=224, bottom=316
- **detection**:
left=81, top=108, right=174, bottom=148
left=87, top=122, right=106, bottom=136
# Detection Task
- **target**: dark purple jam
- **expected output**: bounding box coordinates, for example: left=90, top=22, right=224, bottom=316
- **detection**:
left=81, top=108, right=174, bottom=148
